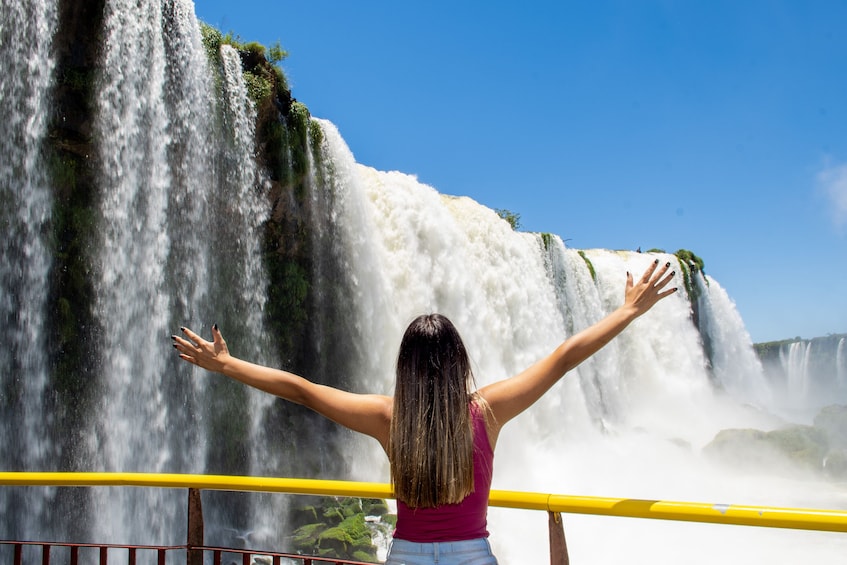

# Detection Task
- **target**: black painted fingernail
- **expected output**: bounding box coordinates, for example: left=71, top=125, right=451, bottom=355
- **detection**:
left=213, top=323, right=218, bottom=331
left=673, top=287, right=678, bottom=292
left=180, top=327, right=186, bottom=332
left=671, top=271, right=676, bottom=276
left=172, top=343, right=178, bottom=349
left=170, top=335, right=177, bottom=341
left=654, top=259, right=659, bottom=264
left=665, top=262, right=671, bottom=267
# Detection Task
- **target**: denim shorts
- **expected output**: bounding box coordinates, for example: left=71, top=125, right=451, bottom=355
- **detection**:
left=385, top=537, right=499, bottom=565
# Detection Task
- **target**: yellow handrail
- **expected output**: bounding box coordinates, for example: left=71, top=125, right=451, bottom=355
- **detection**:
left=2, top=472, right=846, bottom=533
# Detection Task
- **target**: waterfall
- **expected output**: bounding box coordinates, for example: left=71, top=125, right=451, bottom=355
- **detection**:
left=769, top=336, right=847, bottom=421
left=309, top=119, right=847, bottom=564
left=90, top=0, right=211, bottom=545
left=0, top=0, right=59, bottom=539
left=695, top=273, right=772, bottom=408
left=88, top=0, right=275, bottom=547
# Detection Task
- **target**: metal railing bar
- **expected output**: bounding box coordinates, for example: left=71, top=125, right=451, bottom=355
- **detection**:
left=1, top=471, right=846, bottom=533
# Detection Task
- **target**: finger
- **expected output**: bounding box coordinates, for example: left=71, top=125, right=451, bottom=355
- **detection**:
left=178, top=353, right=197, bottom=364
left=657, top=286, right=678, bottom=299
left=180, top=326, right=205, bottom=346
left=653, top=269, right=676, bottom=289
left=640, top=258, right=660, bottom=283
left=212, top=323, right=224, bottom=345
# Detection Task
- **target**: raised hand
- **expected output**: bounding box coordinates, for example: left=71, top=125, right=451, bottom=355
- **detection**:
left=624, top=259, right=678, bottom=316
left=172, top=325, right=231, bottom=373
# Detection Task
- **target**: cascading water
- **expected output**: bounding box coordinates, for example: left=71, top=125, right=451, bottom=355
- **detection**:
left=766, top=336, right=847, bottom=422
left=695, top=273, right=772, bottom=408
left=90, top=0, right=209, bottom=545
left=309, top=119, right=847, bottom=564
left=0, top=0, right=59, bottom=540
left=88, top=0, right=275, bottom=549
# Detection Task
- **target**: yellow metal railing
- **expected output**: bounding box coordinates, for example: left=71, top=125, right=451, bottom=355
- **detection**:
left=2, top=471, right=846, bottom=533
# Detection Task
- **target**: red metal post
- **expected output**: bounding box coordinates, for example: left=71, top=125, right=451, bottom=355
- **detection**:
left=187, top=488, right=204, bottom=565
left=548, top=511, right=570, bottom=565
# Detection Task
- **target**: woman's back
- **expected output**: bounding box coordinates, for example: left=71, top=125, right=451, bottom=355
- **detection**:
left=394, top=401, right=494, bottom=542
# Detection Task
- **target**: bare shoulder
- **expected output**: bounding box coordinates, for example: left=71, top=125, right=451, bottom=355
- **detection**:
left=472, top=393, right=500, bottom=450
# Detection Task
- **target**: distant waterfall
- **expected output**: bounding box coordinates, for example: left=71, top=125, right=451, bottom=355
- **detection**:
left=768, top=336, right=847, bottom=420
left=0, top=0, right=58, bottom=538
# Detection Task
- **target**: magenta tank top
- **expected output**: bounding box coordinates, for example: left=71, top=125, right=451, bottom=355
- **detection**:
left=393, top=403, right=494, bottom=542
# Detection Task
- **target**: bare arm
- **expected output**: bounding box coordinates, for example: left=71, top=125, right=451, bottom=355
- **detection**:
left=479, top=259, right=677, bottom=438
left=172, top=326, right=392, bottom=449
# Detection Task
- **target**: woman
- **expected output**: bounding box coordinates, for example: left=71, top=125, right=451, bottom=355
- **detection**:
left=173, top=259, right=677, bottom=564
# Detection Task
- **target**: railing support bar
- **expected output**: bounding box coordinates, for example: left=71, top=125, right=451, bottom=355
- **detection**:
left=187, top=488, right=204, bottom=565
left=548, top=511, right=570, bottom=565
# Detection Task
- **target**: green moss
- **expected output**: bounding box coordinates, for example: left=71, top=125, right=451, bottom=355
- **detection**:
left=199, top=22, right=223, bottom=66
left=577, top=250, right=596, bottom=281
left=309, top=118, right=324, bottom=157
left=362, top=498, right=389, bottom=516
left=243, top=70, right=272, bottom=103
left=243, top=41, right=266, bottom=57
left=289, top=498, right=385, bottom=561
left=540, top=232, right=553, bottom=251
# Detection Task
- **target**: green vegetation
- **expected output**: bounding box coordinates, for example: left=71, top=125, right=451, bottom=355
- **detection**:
left=289, top=496, right=393, bottom=561
left=199, top=22, right=290, bottom=104
left=495, top=208, right=521, bottom=230
left=673, top=248, right=706, bottom=304
left=540, top=232, right=553, bottom=251
left=577, top=250, right=596, bottom=281
left=199, top=23, right=224, bottom=65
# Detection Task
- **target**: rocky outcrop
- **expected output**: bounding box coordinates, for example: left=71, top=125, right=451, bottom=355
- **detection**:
left=704, top=404, right=847, bottom=479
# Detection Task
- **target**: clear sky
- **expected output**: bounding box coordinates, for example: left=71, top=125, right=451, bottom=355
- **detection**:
left=194, top=0, right=846, bottom=344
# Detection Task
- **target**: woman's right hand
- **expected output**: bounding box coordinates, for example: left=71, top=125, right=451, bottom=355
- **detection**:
left=172, top=325, right=231, bottom=374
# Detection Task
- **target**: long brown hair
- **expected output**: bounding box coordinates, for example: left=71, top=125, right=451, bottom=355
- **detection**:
left=389, top=314, right=476, bottom=508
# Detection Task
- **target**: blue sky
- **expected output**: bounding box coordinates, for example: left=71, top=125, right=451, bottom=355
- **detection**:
left=194, top=0, right=847, bottom=343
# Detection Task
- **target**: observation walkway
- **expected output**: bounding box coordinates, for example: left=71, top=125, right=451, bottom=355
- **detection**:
left=2, top=472, right=846, bottom=564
